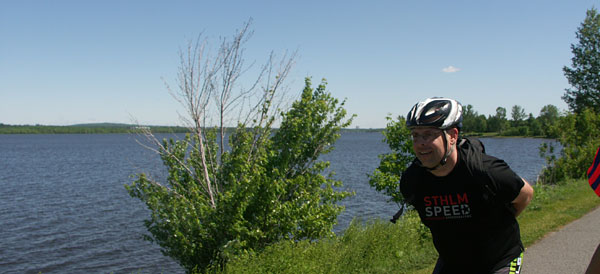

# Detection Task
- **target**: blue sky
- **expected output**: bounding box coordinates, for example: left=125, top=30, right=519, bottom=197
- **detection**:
left=1, top=1, right=598, bottom=128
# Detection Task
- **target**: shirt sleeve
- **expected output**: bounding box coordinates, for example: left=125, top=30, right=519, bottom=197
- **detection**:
left=399, top=174, right=408, bottom=198
left=399, top=164, right=420, bottom=204
left=483, top=155, right=525, bottom=202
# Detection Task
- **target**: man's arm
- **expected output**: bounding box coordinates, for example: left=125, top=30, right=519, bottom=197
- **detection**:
left=512, top=178, right=534, bottom=217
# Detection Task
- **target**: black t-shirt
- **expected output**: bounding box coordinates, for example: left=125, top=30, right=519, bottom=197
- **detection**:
left=400, top=144, right=525, bottom=273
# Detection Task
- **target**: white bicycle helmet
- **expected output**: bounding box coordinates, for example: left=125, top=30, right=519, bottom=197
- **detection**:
left=406, top=97, right=463, bottom=130
left=406, top=97, right=463, bottom=170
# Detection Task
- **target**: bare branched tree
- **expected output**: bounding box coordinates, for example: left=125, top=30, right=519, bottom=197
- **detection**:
left=140, top=20, right=295, bottom=209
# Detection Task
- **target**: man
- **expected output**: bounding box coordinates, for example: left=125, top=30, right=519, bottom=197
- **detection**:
left=399, top=97, right=534, bottom=274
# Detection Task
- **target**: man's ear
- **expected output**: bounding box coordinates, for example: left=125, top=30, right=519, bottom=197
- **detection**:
left=448, top=127, right=459, bottom=144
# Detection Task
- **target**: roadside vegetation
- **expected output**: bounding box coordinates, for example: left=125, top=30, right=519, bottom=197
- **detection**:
left=222, top=179, right=600, bottom=274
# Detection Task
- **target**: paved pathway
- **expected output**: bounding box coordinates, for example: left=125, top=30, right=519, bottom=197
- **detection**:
left=521, top=206, right=600, bottom=274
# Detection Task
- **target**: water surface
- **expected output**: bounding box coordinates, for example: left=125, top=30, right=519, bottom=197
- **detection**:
left=0, top=133, right=554, bottom=273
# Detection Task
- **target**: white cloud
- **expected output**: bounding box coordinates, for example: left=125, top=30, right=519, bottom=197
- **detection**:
left=442, top=66, right=461, bottom=73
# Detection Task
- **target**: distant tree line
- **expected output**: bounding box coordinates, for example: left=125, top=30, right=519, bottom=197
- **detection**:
left=0, top=123, right=385, bottom=135
left=0, top=104, right=565, bottom=137
left=0, top=124, right=190, bottom=134
left=460, top=104, right=562, bottom=138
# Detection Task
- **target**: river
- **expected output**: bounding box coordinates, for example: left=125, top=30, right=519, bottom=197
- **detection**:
left=0, top=132, right=557, bottom=273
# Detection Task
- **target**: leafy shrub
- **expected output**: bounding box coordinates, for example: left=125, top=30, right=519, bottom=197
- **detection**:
left=368, top=115, right=414, bottom=205
left=538, top=109, right=600, bottom=184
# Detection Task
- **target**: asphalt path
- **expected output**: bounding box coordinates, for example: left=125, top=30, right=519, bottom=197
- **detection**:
left=521, top=206, right=600, bottom=274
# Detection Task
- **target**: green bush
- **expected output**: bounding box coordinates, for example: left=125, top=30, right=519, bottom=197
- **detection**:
left=368, top=115, right=414, bottom=205
left=539, top=109, right=600, bottom=184
left=126, top=78, right=354, bottom=272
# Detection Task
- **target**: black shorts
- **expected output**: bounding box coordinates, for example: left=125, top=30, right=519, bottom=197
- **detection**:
left=432, top=252, right=523, bottom=274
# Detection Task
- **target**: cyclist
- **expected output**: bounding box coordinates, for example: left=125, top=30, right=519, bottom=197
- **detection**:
left=399, top=97, right=534, bottom=274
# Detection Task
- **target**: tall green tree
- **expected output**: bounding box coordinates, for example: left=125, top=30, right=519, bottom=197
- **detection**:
left=126, top=22, right=353, bottom=272
left=462, top=104, right=487, bottom=133
left=563, top=8, right=600, bottom=113
left=526, top=113, right=543, bottom=136
left=487, top=107, right=508, bottom=133
left=510, top=105, right=526, bottom=127
left=538, top=104, right=561, bottom=138
left=474, top=114, right=488, bottom=133
left=496, top=106, right=507, bottom=120
left=538, top=105, right=559, bottom=126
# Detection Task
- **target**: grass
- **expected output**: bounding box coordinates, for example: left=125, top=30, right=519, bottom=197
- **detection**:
left=519, top=179, right=600, bottom=246
left=222, top=211, right=437, bottom=274
left=219, top=179, right=600, bottom=274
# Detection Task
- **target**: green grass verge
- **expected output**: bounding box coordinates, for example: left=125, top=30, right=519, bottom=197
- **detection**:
left=519, top=179, right=600, bottom=246
left=220, top=179, right=600, bottom=274
left=222, top=211, right=437, bottom=274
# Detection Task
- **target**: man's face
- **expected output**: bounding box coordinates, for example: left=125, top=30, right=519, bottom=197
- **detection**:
left=410, top=127, right=446, bottom=168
